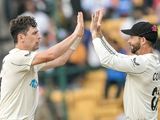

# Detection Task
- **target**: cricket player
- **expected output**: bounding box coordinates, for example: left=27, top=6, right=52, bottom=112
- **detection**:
left=0, top=12, right=84, bottom=120
left=90, top=9, right=160, bottom=119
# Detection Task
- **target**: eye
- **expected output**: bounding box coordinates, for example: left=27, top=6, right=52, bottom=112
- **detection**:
left=33, top=31, right=38, bottom=35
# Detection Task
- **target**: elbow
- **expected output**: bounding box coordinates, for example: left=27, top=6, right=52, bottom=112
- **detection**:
left=101, top=62, right=107, bottom=68
left=100, top=58, right=109, bottom=67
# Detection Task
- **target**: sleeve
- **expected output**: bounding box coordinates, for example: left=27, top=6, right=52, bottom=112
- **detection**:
left=35, top=63, right=47, bottom=71
left=101, top=36, right=127, bottom=58
left=11, top=51, right=37, bottom=71
left=92, top=37, right=148, bottom=73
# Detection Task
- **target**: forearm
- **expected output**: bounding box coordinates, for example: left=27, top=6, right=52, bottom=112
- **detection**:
left=32, top=12, right=84, bottom=66
left=91, top=30, right=103, bottom=40
left=32, top=34, right=78, bottom=65
left=92, top=37, right=144, bottom=73
left=93, top=35, right=127, bottom=58
left=46, top=34, right=78, bottom=59
left=41, top=37, right=82, bottom=70
left=92, top=37, right=116, bottom=65
left=42, top=49, right=74, bottom=70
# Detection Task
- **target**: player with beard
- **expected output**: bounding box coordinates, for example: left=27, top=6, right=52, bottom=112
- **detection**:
left=90, top=9, right=160, bottom=119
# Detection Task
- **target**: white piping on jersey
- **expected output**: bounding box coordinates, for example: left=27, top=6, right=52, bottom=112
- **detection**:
left=100, top=38, right=116, bottom=55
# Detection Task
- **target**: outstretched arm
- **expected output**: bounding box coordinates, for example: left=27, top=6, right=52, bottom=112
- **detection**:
left=90, top=9, right=104, bottom=39
left=41, top=49, right=74, bottom=70
left=90, top=10, right=147, bottom=73
left=32, top=12, right=84, bottom=66
left=90, top=10, right=120, bottom=55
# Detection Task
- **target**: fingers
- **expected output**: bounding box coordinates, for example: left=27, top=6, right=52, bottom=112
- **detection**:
left=90, top=10, right=103, bottom=39
left=77, top=12, right=84, bottom=27
left=79, top=12, right=84, bottom=27
left=77, top=12, right=80, bottom=24
left=94, top=11, right=99, bottom=23
left=74, top=12, right=84, bottom=38
left=97, top=9, right=104, bottom=26
left=90, top=11, right=98, bottom=31
left=77, top=10, right=103, bottom=26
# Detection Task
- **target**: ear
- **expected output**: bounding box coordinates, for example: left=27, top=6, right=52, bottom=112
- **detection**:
left=140, top=37, right=146, bottom=46
left=17, top=33, right=25, bottom=43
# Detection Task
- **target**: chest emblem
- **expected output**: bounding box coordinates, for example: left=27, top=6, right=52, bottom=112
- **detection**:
left=30, top=79, right=38, bottom=88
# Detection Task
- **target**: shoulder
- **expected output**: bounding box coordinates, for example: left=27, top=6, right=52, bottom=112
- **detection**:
left=130, top=54, right=158, bottom=68
left=128, top=55, right=149, bottom=73
left=9, top=49, right=37, bottom=65
left=129, top=55, right=148, bottom=66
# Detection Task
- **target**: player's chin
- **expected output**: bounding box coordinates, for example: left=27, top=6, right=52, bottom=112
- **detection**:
left=33, top=46, right=39, bottom=51
left=35, top=43, right=39, bottom=49
left=129, top=46, right=133, bottom=50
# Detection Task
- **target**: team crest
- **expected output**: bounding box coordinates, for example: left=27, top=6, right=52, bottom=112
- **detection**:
left=30, top=79, right=38, bottom=88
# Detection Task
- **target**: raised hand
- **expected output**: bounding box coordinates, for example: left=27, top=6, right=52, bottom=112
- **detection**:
left=73, top=12, right=84, bottom=38
left=90, top=9, right=105, bottom=39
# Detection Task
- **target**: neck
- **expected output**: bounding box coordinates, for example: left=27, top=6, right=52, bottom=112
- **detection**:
left=15, top=44, right=30, bottom=51
left=137, top=44, right=153, bottom=55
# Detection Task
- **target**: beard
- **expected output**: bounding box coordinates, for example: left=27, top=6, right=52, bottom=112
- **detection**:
left=130, top=42, right=141, bottom=54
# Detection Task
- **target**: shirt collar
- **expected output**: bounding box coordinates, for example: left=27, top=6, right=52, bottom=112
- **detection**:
left=9, top=48, right=31, bottom=54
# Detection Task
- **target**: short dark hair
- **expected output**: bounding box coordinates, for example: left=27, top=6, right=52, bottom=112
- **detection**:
left=9, top=16, right=37, bottom=43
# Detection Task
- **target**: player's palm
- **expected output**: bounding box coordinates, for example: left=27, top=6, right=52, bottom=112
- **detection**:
left=90, top=9, right=104, bottom=39
left=73, top=12, right=84, bottom=38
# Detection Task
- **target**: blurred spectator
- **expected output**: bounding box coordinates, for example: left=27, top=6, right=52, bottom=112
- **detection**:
left=4, top=0, right=20, bottom=22
left=117, top=0, right=133, bottom=17
left=66, top=41, right=87, bottom=89
left=155, top=2, right=160, bottom=23
left=70, top=0, right=83, bottom=15
left=69, top=42, right=87, bottom=66
left=120, top=8, right=145, bottom=41
left=21, top=0, right=56, bottom=40
left=61, top=0, right=73, bottom=19
left=132, top=0, right=144, bottom=9
left=151, top=0, right=160, bottom=10
left=81, top=0, right=110, bottom=19
left=38, top=32, right=57, bottom=87
left=35, top=87, right=53, bottom=120
left=65, top=28, right=87, bottom=89
left=82, top=20, right=101, bottom=68
left=87, top=40, right=101, bottom=68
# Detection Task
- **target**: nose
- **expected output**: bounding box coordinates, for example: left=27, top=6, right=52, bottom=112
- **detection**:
left=127, top=38, right=131, bottom=44
left=127, top=36, right=133, bottom=44
left=37, top=32, right=42, bottom=40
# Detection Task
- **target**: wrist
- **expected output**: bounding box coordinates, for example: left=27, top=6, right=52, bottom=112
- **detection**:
left=92, top=32, right=103, bottom=39
left=72, top=30, right=83, bottom=39
left=70, top=37, right=82, bottom=50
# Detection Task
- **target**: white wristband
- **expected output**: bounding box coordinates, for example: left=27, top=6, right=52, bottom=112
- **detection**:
left=70, top=37, right=82, bottom=50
